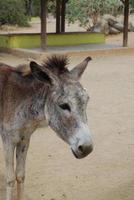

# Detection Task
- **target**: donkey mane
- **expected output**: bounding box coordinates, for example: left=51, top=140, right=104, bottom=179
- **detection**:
left=42, top=55, right=69, bottom=74
left=16, top=55, right=69, bottom=77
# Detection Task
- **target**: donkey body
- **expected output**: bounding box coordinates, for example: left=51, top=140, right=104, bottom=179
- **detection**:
left=0, top=55, right=93, bottom=200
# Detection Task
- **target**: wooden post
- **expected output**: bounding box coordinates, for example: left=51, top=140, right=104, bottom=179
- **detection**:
left=61, top=0, right=66, bottom=32
left=40, top=0, right=47, bottom=50
left=123, top=0, right=129, bottom=47
left=56, top=0, right=61, bottom=33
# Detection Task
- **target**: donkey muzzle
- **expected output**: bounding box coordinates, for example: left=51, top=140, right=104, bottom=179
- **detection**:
left=70, top=123, right=93, bottom=159
left=71, top=142, right=93, bottom=159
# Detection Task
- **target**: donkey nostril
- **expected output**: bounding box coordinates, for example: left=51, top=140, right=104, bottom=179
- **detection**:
left=78, top=144, right=93, bottom=155
left=78, top=145, right=84, bottom=153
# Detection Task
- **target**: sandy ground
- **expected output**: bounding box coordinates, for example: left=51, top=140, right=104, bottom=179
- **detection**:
left=106, top=32, right=134, bottom=48
left=0, top=17, right=85, bottom=34
left=0, top=53, right=134, bottom=200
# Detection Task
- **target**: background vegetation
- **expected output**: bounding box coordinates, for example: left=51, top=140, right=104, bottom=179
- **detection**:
left=0, top=0, right=133, bottom=27
left=66, top=0, right=123, bottom=28
left=0, top=0, right=28, bottom=26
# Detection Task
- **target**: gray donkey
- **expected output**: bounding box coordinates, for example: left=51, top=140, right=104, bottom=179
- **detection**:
left=0, top=55, right=93, bottom=200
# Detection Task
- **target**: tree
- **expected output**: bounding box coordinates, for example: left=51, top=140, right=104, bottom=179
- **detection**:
left=40, top=0, right=47, bottom=50
left=130, top=0, right=134, bottom=12
left=66, top=0, right=123, bottom=29
left=130, top=0, right=134, bottom=7
left=0, top=0, right=28, bottom=26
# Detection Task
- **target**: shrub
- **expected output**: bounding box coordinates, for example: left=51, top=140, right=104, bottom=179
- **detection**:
left=32, top=0, right=56, bottom=17
left=66, top=0, right=123, bottom=29
left=0, top=0, right=28, bottom=26
left=130, top=0, right=134, bottom=13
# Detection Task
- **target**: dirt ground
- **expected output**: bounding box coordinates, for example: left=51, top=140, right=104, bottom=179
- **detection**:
left=106, top=32, right=134, bottom=48
left=0, top=52, right=134, bottom=200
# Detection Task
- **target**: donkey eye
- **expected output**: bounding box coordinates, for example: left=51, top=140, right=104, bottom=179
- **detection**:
left=59, top=103, right=71, bottom=112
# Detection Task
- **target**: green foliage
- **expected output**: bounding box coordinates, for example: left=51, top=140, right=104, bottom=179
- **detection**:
left=48, top=0, right=56, bottom=16
left=31, top=0, right=56, bottom=17
left=32, top=0, right=40, bottom=16
left=0, top=0, right=28, bottom=26
left=130, top=0, right=134, bottom=7
left=130, top=0, right=134, bottom=13
left=66, top=0, right=123, bottom=28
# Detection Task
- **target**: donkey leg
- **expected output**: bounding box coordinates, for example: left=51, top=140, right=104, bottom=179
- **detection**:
left=16, top=139, right=30, bottom=200
left=3, top=143, right=15, bottom=200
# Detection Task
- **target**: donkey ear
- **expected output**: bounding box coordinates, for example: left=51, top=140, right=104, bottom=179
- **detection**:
left=70, top=57, right=92, bottom=81
left=30, top=61, right=57, bottom=85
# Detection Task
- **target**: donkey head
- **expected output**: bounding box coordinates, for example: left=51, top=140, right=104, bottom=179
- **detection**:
left=30, top=55, right=93, bottom=159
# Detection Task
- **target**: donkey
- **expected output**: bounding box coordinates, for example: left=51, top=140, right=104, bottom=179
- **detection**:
left=0, top=55, right=93, bottom=200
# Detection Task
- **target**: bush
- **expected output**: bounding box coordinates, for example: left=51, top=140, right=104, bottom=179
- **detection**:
left=32, top=0, right=40, bottom=16
left=32, top=0, right=56, bottom=17
left=66, top=0, right=123, bottom=29
left=0, top=0, right=29, bottom=26
left=130, top=0, right=134, bottom=13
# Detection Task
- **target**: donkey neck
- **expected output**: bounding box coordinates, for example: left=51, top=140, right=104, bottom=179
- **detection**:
left=15, top=80, right=49, bottom=130
left=2, top=72, right=49, bottom=133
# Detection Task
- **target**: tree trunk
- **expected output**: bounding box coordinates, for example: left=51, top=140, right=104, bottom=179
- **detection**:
left=56, top=0, right=61, bottom=33
left=40, top=0, right=47, bottom=50
left=123, top=0, right=129, bottom=47
left=61, top=0, right=66, bottom=32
